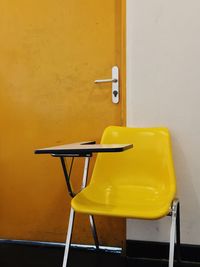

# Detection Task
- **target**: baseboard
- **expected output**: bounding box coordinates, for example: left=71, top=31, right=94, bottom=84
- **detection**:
left=126, top=240, right=200, bottom=263
left=0, top=239, right=121, bottom=253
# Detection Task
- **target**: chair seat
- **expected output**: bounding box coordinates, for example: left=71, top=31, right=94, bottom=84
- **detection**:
left=71, top=183, right=172, bottom=219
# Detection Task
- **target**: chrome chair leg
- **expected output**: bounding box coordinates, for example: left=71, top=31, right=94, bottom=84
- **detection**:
left=176, top=202, right=181, bottom=263
left=89, top=215, right=99, bottom=249
left=169, top=199, right=179, bottom=267
left=62, top=208, right=75, bottom=267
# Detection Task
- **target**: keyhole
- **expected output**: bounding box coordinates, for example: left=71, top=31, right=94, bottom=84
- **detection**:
left=113, top=90, right=118, bottom=97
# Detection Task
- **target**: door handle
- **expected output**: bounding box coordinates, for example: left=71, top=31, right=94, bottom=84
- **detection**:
left=94, top=66, right=119, bottom=104
left=94, top=78, right=117, bottom=83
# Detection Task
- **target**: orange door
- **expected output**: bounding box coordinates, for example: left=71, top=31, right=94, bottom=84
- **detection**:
left=0, top=0, right=126, bottom=247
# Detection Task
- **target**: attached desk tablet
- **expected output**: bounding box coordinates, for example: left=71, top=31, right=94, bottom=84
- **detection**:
left=35, top=141, right=133, bottom=156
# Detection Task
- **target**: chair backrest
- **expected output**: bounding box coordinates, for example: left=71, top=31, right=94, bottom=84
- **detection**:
left=90, top=126, right=176, bottom=201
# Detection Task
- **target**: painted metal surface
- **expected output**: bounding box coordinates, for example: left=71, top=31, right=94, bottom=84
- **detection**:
left=0, top=0, right=126, bottom=246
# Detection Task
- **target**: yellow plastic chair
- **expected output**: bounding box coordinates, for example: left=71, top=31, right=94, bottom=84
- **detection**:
left=62, top=126, right=180, bottom=267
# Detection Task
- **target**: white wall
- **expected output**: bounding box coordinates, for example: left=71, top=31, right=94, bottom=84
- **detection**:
left=126, top=0, right=200, bottom=245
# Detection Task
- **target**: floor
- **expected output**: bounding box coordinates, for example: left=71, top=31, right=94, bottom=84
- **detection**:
left=0, top=242, right=200, bottom=267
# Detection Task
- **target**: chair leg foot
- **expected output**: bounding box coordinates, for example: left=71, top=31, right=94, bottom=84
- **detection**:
left=62, top=208, right=75, bottom=267
left=89, top=215, right=100, bottom=250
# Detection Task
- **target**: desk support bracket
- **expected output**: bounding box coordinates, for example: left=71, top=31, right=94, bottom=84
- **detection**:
left=60, top=157, right=75, bottom=198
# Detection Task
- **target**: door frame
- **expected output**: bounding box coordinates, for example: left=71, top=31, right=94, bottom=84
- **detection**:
left=120, top=0, right=127, bottom=126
